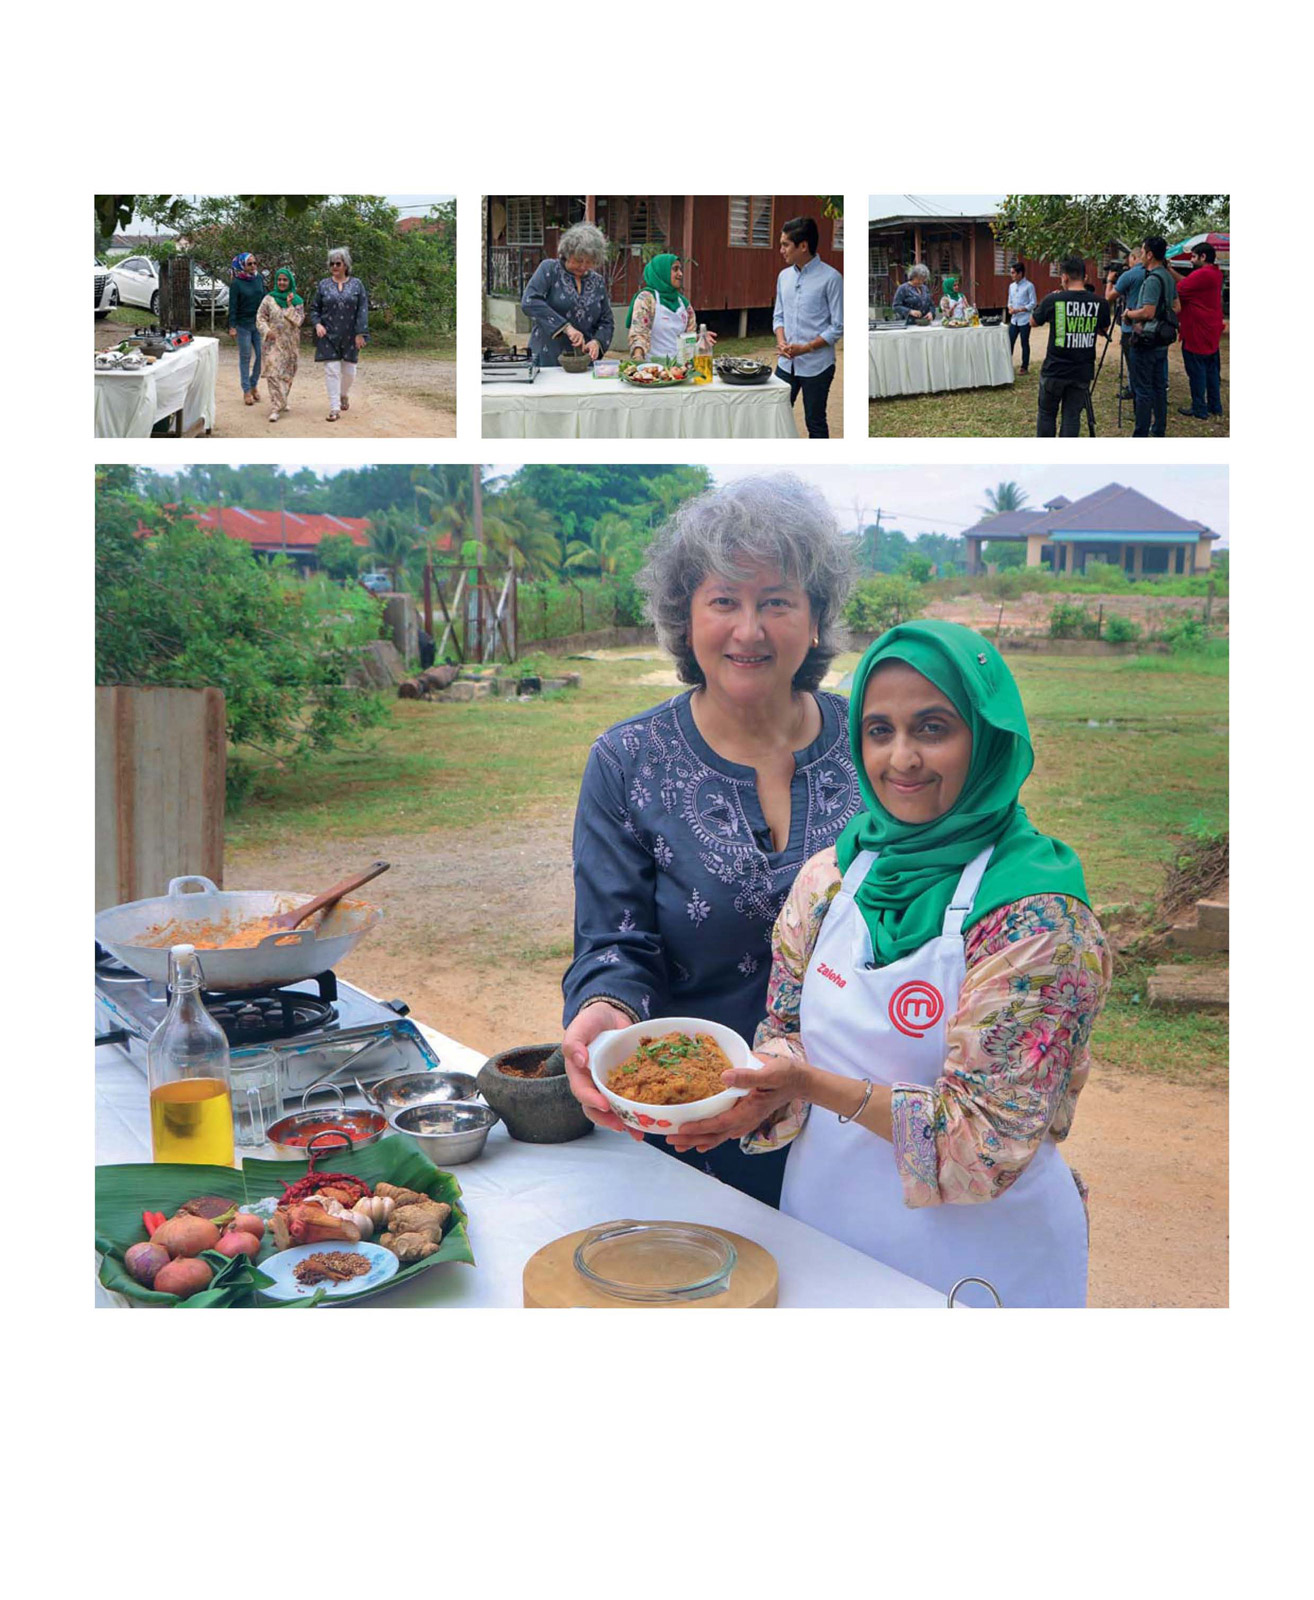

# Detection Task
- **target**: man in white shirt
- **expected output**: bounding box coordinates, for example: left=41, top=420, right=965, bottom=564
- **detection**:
left=773, top=216, right=844, bottom=437
left=1007, top=260, right=1037, bottom=373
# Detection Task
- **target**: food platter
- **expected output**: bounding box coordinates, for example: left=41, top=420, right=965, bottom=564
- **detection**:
left=94, top=1135, right=473, bottom=1308
left=618, top=359, right=694, bottom=388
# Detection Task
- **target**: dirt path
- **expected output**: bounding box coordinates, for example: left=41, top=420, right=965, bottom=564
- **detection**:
left=228, top=812, right=1228, bottom=1308
left=95, top=319, right=455, bottom=437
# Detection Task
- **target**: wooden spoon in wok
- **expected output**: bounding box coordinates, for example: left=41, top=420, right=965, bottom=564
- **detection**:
left=271, top=861, right=391, bottom=932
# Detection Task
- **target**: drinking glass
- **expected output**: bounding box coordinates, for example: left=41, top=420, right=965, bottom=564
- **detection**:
left=230, top=1051, right=280, bottom=1148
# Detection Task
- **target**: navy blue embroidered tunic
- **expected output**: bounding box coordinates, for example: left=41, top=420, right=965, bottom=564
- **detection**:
left=521, top=259, right=615, bottom=367
left=563, top=689, right=861, bottom=1205
left=308, top=276, right=369, bottom=363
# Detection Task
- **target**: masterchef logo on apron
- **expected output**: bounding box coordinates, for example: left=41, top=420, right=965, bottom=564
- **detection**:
left=888, top=979, right=944, bottom=1038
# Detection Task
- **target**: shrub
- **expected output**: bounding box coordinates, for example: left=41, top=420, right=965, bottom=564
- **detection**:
left=96, top=477, right=389, bottom=799
left=1081, top=559, right=1130, bottom=590
left=844, top=575, right=926, bottom=635
left=1049, top=601, right=1098, bottom=639
left=1103, top=614, right=1142, bottom=644
left=1159, top=615, right=1210, bottom=653
left=900, top=553, right=934, bottom=584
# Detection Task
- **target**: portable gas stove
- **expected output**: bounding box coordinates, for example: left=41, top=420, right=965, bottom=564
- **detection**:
left=94, top=944, right=440, bottom=1103
left=481, top=345, right=539, bottom=383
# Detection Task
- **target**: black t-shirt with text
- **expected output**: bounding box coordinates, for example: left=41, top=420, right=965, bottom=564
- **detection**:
left=1032, top=289, right=1111, bottom=381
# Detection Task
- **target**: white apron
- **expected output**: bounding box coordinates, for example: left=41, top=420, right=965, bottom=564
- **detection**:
left=648, top=295, right=687, bottom=359
left=781, top=846, right=1088, bottom=1307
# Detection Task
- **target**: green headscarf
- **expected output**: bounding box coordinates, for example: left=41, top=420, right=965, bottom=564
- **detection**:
left=836, top=620, right=1089, bottom=966
left=626, top=253, right=689, bottom=326
left=270, top=268, right=302, bottom=308
left=942, top=275, right=960, bottom=298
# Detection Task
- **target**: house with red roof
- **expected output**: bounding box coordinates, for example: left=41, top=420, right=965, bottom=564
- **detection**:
left=959, top=484, right=1221, bottom=578
left=185, top=506, right=374, bottom=573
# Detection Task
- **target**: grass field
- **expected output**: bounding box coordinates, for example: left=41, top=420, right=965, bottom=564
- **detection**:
left=869, top=326, right=1229, bottom=439
left=227, top=648, right=1228, bottom=1081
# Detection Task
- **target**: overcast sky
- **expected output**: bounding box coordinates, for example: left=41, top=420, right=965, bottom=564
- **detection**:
left=121, top=196, right=454, bottom=234
left=147, top=464, right=1228, bottom=546
left=869, top=195, right=1006, bottom=220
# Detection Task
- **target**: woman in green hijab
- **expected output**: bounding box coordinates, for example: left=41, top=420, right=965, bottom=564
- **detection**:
left=940, top=272, right=968, bottom=319
left=256, top=268, right=305, bottom=423
left=670, top=620, right=1112, bottom=1307
left=626, top=254, right=710, bottom=361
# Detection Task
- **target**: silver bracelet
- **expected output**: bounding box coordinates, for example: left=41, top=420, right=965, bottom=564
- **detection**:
left=837, top=1078, right=874, bottom=1125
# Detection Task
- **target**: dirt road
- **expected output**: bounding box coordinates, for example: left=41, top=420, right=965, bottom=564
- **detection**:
left=95, top=319, right=455, bottom=438
left=227, top=812, right=1228, bottom=1308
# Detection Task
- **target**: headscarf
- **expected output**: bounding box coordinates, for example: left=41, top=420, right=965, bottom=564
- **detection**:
left=836, top=620, right=1089, bottom=966
left=231, top=252, right=257, bottom=280
left=270, top=268, right=302, bottom=308
left=626, top=253, right=689, bottom=326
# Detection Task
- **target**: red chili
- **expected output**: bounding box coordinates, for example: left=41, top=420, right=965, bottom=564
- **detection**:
left=142, top=1210, right=167, bottom=1237
left=278, top=1172, right=371, bottom=1207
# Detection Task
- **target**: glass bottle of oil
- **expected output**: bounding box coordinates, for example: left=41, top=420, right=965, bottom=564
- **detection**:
left=148, top=944, right=235, bottom=1166
left=693, top=323, right=714, bottom=385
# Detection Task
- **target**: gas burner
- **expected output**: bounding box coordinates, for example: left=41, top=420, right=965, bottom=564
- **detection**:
left=95, top=942, right=142, bottom=981
left=203, top=988, right=338, bottom=1045
left=481, top=346, right=539, bottom=383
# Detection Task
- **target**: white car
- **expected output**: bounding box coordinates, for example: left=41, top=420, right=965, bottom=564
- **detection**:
left=94, top=260, right=118, bottom=318
left=107, top=255, right=229, bottom=317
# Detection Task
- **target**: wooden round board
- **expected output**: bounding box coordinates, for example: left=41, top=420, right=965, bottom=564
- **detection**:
left=523, top=1221, right=778, bottom=1309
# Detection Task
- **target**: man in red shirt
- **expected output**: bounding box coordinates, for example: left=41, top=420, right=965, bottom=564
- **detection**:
left=1172, top=242, right=1226, bottom=419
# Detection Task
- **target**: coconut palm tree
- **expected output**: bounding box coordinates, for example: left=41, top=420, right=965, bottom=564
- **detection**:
left=562, top=512, right=633, bottom=577
left=366, top=507, right=422, bottom=591
left=979, top=481, right=1030, bottom=517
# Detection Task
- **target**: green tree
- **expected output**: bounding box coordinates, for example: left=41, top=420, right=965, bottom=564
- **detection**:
left=900, top=553, right=934, bottom=584
left=995, top=195, right=1229, bottom=260
left=985, top=541, right=1027, bottom=569
left=845, top=575, right=925, bottom=634
left=367, top=506, right=423, bottom=589
left=317, top=532, right=364, bottom=582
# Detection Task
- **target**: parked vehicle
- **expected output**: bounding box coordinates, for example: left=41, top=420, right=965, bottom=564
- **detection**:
left=94, top=259, right=118, bottom=319
left=108, top=255, right=230, bottom=316
left=359, top=572, right=392, bottom=595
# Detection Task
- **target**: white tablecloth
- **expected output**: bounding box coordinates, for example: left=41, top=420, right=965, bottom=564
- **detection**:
left=482, top=367, right=797, bottom=440
left=95, top=1023, right=942, bottom=1309
left=868, top=324, right=1013, bottom=399
left=94, top=337, right=219, bottom=437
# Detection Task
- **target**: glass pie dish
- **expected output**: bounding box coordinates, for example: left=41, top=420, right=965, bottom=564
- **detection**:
left=572, top=1220, right=736, bottom=1303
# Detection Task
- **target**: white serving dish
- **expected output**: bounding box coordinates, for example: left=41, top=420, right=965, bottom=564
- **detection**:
left=588, top=1016, right=758, bottom=1133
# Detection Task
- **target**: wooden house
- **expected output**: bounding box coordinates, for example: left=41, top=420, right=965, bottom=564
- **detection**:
left=868, top=209, right=1106, bottom=317
left=485, top=195, right=843, bottom=343
left=959, top=485, right=1221, bottom=577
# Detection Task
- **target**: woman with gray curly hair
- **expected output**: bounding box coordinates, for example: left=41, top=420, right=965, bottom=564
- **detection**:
left=891, top=263, right=935, bottom=325
left=309, top=246, right=369, bottom=421
left=560, top=473, right=860, bottom=1208
left=520, top=221, right=615, bottom=368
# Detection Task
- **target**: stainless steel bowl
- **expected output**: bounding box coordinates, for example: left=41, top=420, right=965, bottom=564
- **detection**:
left=390, top=1102, right=498, bottom=1166
left=361, top=1070, right=480, bottom=1115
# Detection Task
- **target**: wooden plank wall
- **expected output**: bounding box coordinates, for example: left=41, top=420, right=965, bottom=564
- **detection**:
left=95, top=686, right=226, bottom=910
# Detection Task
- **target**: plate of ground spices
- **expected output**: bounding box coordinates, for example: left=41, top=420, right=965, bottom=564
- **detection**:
left=258, top=1242, right=398, bottom=1301
left=588, top=1016, right=759, bottom=1133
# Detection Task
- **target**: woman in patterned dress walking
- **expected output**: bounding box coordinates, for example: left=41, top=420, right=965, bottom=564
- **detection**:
left=256, top=268, right=305, bottom=423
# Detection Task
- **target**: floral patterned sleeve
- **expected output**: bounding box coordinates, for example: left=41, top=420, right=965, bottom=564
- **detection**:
left=628, top=291, right=655, bottom=353
left=890, top=896, right=1112, bottom=1207
left=741, top=848, right=843, bottom=1154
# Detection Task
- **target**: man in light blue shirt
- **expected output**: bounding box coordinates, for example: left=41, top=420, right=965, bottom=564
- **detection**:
left=773, top=215, right=843, bottom=437
left=1106, top=246, right=1146, bottom=400
left=1007, top=260, right=1037, bottom=373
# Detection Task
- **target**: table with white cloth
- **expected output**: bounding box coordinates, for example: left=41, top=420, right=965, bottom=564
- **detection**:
left=482, top=367, right=797, bottom=440
left=94, top=1019, right=943, bottom=1309
left=94, top=337, right=219, bottom=438
left=868, top=323, right=1014, bottom=399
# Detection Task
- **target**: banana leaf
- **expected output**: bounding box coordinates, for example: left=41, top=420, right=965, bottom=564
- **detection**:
left=96, top=1135, right=474, bottom=1308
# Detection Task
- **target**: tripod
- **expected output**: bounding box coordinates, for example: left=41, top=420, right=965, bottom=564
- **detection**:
left=1085, top=289, right=1125, bottom=436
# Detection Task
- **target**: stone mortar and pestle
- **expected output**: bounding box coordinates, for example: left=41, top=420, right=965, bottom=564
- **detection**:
left=476, top=1043, right=594, bottom=1143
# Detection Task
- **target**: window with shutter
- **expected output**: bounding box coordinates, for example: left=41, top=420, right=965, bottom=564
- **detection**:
left=832, top=214, right=844, bottom=250
left=505, top=197, right=544, bottom=248
left=729, top=196, right=773, bottom=247
left=994, top=244, right=1008, bottom=275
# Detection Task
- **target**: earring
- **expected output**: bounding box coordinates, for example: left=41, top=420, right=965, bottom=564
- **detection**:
left=812, top=635, right=819, bottom=647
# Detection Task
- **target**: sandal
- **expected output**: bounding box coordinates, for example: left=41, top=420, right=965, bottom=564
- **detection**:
left=327, top=411, right=340, bottom=422
left=252, top=387, right=261, bottom=401
left=269, top=410, right=281, bottom=423
left=243, top=391, right=254, bottom=406
left=340, top=395, right=349, bottom=411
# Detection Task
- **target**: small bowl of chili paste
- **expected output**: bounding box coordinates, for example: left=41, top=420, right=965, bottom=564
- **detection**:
left=265, top=1082, right=388, bottom=1160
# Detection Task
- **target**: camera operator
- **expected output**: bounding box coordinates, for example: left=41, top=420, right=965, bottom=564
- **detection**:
left=1122, top=236, right=1178, bottom=437
left=1106, top=246, right=1146, bottom=401
left=1030, top=255, right=1111, bottom=437
left=1169, top=242, right=1227, bottom=420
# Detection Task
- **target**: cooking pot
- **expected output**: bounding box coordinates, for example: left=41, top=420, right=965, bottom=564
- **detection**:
left=95, top=874, right=382, bottom=991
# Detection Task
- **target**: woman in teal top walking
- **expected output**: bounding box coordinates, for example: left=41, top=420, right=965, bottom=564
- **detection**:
left=226, top=252, right=266, bottom=404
